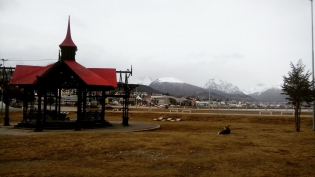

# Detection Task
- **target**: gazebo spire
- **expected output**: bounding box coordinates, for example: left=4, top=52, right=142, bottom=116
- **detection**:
left=59, top=16, right=77, bottom=61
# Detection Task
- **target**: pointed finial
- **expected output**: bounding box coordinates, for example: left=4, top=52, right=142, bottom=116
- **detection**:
left=59, top=16, right=77, bottom=47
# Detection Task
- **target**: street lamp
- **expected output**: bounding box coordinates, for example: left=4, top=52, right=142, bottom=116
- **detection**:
left=311, top=0, right=315, bottom=130
left=208, top=78, right=214, bottom=110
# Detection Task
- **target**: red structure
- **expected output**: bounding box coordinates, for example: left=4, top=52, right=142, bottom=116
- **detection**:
left=9, top=17, right=125, bottom=131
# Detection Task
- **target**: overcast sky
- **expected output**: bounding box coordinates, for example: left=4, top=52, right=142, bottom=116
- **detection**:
left=0, top=0, right=313, bottom=90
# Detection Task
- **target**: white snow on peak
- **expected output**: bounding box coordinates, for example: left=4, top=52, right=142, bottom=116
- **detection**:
left=156, top=77, right=184, bottom=83
left=203, top=76, right=242, bottom=94
left=242, top=81, right=283, bottom=95
left=242, top=83, right=267, bottom=95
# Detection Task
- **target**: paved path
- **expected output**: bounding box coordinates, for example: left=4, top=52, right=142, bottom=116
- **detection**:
left=0, top=121, right=160, bottom=136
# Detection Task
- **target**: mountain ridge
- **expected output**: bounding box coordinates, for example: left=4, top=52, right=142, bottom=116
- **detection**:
left=129, top=76, right=285, bottom=102
left=149, top=79, right=255, bottom=102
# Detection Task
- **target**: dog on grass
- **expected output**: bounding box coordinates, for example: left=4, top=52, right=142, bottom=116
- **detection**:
left=218, top=125, right=230, bottom=135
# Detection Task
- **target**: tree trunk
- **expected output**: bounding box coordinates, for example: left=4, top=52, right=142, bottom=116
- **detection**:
left=297, top=107, right=301, bottom=132
left=294, top=108, right=298, bottom=131
left=294, top=105, right=301, bottom=132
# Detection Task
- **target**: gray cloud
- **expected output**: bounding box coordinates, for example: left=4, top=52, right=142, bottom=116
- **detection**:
left=0, top=0, right=313, bottom=90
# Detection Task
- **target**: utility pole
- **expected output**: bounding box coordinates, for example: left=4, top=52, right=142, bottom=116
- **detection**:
left=311, top=0, right=315, bottom=130
left=1, top=59, right=10, bottom=126
left=0, top=64, right=2, bottom=113
left=1, top=59, right=8, bottom=113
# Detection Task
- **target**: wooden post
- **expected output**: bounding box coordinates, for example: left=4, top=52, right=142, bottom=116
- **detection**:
left=43, top=89, right=47, bottom=123
left=22, top=89, right=28, bottom=122
left=55, top=88, right=58, bottom=115
left=1, top=68, right=11, bottom=126
left=83, top=89, right=86, bottom=114
left=35, top=90, right=43, bottom=132
left=58, top=88, right=61, bottom=115
left=101, top=90, right=105, bottom=124
left=122, top=85, right=129, bottom=126
left=3, top=88, right=10, bottom=126
left=75, top=87, right=82, bottom=131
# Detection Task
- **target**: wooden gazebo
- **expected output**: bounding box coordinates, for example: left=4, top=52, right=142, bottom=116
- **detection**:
left=9, top=17, right=128, bottom=131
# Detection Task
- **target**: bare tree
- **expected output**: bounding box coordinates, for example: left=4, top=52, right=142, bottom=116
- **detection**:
left=282, top=60, right=315, bottom=132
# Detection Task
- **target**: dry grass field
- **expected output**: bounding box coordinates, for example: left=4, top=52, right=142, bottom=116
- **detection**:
left=0, top=110, right=315, bottom=177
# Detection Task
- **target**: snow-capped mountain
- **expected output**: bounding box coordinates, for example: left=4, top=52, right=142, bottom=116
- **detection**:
left=150, top=78, right=206, bottom=96
left=243, top=82, right=283, bottom=95
left=249, top=88, right=286, bottom=102
left=242, top=83, right=269, bottom=95
left=128, top=75, right=286, bottom=102
left=149, top=77, right=255, bottom=101
left=128, top=76, right=153, bottom=86
left=154, top=77, right=184, bottom=83
left=203, top=77, right=243, bottom=94
left=245, top=82, right=286, bottom=102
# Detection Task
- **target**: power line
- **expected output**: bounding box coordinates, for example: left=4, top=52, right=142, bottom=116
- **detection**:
left=8, top=59, right=56, bottom=61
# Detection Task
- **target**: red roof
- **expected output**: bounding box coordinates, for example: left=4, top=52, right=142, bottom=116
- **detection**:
left=89, top=68, right=117, bottom=87
left=59, top=16, right=76, bottom=47
left=64, top=60, right=116, bottom=87
left=10, top=64, right=54, bottom=85
left=10, top=61, right=117, bottom=88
